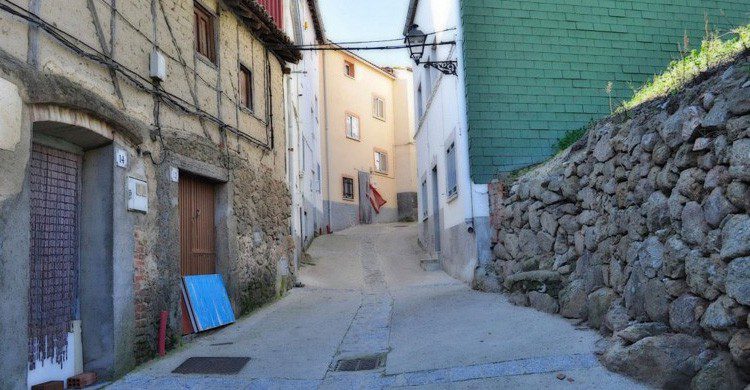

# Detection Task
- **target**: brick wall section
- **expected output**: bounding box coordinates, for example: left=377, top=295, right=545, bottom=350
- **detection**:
left=459, top=0, right=750, bottom=183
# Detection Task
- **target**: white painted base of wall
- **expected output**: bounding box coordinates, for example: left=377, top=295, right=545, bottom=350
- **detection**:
left=27, top=321, right=83, bottom=389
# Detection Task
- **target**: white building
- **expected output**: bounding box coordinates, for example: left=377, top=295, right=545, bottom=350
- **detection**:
left=404, top=0, right=493, bottom=285
left=284, top=0, right=325, bottom=262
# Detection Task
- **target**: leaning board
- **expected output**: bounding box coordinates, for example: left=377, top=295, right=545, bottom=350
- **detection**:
left=182, top=274, right=235, bottom=332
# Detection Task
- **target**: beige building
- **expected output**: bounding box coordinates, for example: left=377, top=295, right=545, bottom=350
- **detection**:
left=320, top=48, right=416, bottom=231
left=0, top=0, right=298, bottom=387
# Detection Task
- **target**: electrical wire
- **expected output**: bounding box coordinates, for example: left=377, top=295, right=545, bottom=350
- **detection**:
left=287, top=27, right=457, bottom=48
left=290, top=41, right=456, bottom=51
left=0, top=0, right=272, bottom=150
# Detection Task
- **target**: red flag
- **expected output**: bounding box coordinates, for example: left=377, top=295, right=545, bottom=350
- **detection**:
left=368, top=183, right=387, bottom=213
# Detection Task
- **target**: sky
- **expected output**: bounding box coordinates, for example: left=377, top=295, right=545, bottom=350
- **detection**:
left=318, top=0, right=412, bottom=67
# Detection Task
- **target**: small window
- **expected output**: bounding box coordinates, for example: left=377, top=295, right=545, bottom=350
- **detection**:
left=372, top=96, right=385, bottom=120
left=344, top=60, right=355, bottom=78
left=342, top=177, right=355, bottom=200
left=345, top=113, right=360, bottom=140
left=194, top=2, right=216, bottom=63
left=421, top=179, right=428, bottom=219
left=446, top=142, right=457, bottom=197
left=239, top=65, right=253, bottom=110
left=374, top=150, right=388, bottom=174
left=416, top=84, right=424, bottom=119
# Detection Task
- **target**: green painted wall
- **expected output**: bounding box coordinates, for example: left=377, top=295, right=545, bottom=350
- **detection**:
left=460, top=0, right=750, bottom=183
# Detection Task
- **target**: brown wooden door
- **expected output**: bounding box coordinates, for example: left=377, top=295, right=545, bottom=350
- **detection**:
left=179, top=173, right=216, bottom=333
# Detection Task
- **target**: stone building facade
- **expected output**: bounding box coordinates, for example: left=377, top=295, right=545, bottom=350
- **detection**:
left=485, top=55, right=750, bottom=388
left=0, top=0, right=298, bottom=388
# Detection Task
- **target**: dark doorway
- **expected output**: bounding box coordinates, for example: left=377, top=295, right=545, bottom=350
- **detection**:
left=431, top=166, right=441, bottom=253
left=179, top=173, right=216, bottom=334
left=358, top=171, right=372, bottom=224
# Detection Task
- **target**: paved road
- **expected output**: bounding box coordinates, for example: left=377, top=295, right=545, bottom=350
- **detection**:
left=109, top=223, right=647, bottom=389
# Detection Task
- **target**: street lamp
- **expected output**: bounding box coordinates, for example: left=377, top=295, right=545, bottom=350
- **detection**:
left=405, top=24, right=457, bottom=76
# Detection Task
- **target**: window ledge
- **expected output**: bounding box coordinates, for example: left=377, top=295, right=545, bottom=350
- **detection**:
left=346, top=136, right=361, bottom=142
left=373, top=115, right=385, bottom=122
left=195, top=53, right=218, bottom=70
left=447, top=192, right=458, bottom=203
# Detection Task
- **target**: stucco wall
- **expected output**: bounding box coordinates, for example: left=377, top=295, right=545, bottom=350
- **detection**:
left=320, top=50, right=406, bottom=229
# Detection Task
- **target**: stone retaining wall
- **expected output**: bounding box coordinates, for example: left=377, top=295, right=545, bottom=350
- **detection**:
left=485, top=54, right=750, bottom=389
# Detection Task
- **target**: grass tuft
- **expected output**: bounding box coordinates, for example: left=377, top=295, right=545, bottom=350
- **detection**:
left=555, top=119, right=594, bottom=153
left=621, top=24, right=750, bottom=111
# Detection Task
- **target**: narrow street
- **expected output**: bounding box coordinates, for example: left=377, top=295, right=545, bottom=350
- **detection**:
left=109, top=223, right=645, bottom=389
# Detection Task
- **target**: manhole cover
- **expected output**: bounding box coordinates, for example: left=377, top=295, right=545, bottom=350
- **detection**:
left=334, top=354, right=386, bottom=372
left=172, top=357, right=250, bottom=375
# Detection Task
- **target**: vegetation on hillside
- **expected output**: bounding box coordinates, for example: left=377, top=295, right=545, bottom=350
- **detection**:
left=622, top=24, right=750, bottom=110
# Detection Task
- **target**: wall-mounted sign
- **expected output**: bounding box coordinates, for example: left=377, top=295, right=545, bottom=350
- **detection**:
left=170, top=167, right=179, bottom=183
left=115, top=148, right=128, bottom=168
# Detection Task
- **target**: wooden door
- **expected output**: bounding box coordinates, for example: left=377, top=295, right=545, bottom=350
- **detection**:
left=179, top=173, right=216, bottom=333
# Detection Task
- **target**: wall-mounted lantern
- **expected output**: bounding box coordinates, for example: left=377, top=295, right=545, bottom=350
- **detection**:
left=405, top=24, right=457, bottom=76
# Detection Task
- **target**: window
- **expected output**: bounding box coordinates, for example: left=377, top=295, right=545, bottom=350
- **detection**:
left=374, top=150, right=388, bottom=174
left=446, top=142, right=457, bottom=197
left=239, top=65, right=253, bottom=110
left=344, top=60, right=355, bottom=78
left=421, top=179, right=428, bottom=219
left=345, top=113, right=360, bottom=140
left=194, top=2, right=216, bottom=63
left=416, top=84, right=424, bottom=120
left=372, top=96, right=385, bottom=120
left=342, top=177, right=355, bottom=200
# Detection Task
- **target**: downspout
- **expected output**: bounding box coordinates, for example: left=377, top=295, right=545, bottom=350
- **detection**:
left=321, top=50, right=332, bottom=231
left=453, top=4, right=476, bottom=233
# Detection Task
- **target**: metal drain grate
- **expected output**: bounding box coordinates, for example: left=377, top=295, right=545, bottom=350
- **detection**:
left=172, top=357, right=250, bottom=375
left=334, top=354, right=386, bottom=372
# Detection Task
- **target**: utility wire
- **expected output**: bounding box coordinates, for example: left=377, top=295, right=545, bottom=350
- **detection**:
left=292, top=41, right=456, bottom=51
left=0, top=0, right=271, bottom=150
left=288, top=27, right=457, bottom=48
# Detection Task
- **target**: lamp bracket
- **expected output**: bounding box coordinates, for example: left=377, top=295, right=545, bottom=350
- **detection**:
left=423, top=61, right=457, bottom=76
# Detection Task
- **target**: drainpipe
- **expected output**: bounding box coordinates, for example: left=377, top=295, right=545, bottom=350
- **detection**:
left=321, top=50, right=332, bottom=232
left=452, top=10, right=476, bottom=234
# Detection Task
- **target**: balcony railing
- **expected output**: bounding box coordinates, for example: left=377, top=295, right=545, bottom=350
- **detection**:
left=257, top=0, right=283, bottom=30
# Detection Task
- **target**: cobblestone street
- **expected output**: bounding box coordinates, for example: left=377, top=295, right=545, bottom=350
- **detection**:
left=109, top=223, right=645, bottom=389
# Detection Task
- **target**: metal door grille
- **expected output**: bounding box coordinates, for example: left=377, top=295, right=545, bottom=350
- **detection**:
left=28, top=143, right=81, bottom=368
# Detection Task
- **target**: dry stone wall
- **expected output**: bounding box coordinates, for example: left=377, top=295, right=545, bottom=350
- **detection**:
left=487, top=54, right=750, bottom=389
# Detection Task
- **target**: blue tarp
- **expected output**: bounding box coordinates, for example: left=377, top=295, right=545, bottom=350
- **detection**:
left=182, top=274, right=235, bottom=332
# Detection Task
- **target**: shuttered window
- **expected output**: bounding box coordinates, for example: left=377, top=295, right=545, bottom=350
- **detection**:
left=239, top=65, right=253, bottom=110
left=446, top=142, right=457, bottom=197
left=345, top=113, right=360, bottom=140
left=342, top=177, right=354, bottom=200
left=374, top=150, right=388, bottom=174
left=373, top=96, right=385, bottom=120
left=194, top=2, right=216, bottom=63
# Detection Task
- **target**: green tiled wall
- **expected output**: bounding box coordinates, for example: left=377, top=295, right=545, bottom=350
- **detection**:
left=460, top=0, right=750, bottom=183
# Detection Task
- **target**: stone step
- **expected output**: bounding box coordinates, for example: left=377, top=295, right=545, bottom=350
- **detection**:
left=420, top=259, right=441, bottom=272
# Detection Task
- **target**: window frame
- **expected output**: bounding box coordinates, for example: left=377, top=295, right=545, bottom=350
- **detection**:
left=345, top=112, right=360, bottom=141
left=372, top=95, right=385, bottom=121
left=344, top=60, right=355, bottom=78
left=373, top=148, right=389, bottom=175
left=239, top=64, right=253, bottom=111
left=194, top=1, right=217, bottom=64
left=342, top=176, right=355, bottom=201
